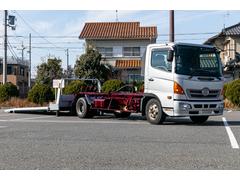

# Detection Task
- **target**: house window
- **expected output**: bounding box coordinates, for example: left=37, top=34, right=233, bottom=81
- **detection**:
left=123, top=47, right=140, bottom=57
left=7, top=65, right=13, bottom=75
left=96, top=47, right=113, bottom=57
left=0, top=64, right=2, bottom=74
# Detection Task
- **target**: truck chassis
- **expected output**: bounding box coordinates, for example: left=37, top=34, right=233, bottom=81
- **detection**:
left=74, top=91, right=144, bottom=118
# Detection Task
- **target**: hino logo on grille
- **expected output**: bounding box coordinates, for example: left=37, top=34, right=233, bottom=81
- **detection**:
left=202, top=88, right=210, bottom=96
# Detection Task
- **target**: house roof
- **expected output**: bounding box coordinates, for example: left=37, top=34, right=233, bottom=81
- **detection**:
left=224, top=22, right=240, bottom=35
left=79, top=22, right=157, bottom=40
left=0, top=57, right=29, bottom=66
left=205, top=22, right=240, bottom=44
left=115, top=60, right=141, bottom=69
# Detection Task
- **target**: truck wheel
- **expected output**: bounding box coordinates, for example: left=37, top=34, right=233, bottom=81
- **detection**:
left=190, top=116, right=209, bottom=124
left=114, top=112, right=131, bottom=118
left=76, top=97, right=92, bottom=118
left=146, top=98, right=165, bottom=125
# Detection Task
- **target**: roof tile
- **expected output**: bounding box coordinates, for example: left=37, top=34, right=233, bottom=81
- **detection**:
left=79, top=22, right=157, bottom=40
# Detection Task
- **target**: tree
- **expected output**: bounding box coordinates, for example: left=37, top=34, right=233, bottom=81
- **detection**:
left=74, top=48, right=112, bottom=81
left=28, top=83, right=54, bottom=105
left=63, top=65, right=74, bottom=79
left=0, top=82, right=19, bottom=102
left=36, top=57, right=63, bottom=85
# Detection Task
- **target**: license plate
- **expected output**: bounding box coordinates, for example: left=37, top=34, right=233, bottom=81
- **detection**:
left=200, top=110, right=212, bottom=114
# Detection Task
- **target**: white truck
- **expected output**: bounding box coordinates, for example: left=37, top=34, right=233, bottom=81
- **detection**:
left=142, top=42, right=224, bottom=124
left=5, top=42, right=225, bottom=125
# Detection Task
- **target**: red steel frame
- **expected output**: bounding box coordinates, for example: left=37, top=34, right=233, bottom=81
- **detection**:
left=76, top=92, right=144, bottom=113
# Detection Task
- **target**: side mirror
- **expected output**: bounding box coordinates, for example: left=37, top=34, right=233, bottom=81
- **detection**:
left=167, top=50, right=174, bottom=62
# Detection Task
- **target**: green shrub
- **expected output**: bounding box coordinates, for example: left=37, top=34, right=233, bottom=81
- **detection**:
left=223, top=82, right=229, bottom=99
left=135, top=81, right=144, bottom=92
left=0, top=82, right=19, bottom=102
left=63, top=80, right=87, bottom=94
left=28, top=83, right=54, bottom=105
left=225, top=79, right=240, bottom=106
left=102, top=79, right=124, bottom=93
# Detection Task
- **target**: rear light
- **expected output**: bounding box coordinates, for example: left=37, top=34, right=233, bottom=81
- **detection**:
left=174, top=82, right=185, bottom=95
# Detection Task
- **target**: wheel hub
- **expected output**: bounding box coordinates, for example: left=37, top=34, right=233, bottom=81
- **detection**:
left=149, top=104, right=159, bottom=120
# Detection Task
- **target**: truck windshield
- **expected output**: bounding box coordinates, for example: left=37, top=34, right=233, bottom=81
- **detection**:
left=175, top=45, right=222, bottom=77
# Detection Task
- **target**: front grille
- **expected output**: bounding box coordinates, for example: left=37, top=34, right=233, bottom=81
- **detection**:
left=187, top=89, right=220, bottom=99
left=194, top=104, right=217, bottom=109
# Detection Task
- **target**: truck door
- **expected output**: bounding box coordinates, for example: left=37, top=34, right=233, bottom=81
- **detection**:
left=146, top=48, right=174, bottom=108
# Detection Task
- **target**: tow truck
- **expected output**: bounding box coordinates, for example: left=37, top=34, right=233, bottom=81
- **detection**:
left=71, top=42, right=224, bottom=124
left=6, top=43, right=224, bottom=125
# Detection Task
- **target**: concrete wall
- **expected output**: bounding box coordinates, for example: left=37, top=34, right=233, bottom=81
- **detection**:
left=85, top=39, right=154, bottom=66
left=84, top=38, right=155, bottom=82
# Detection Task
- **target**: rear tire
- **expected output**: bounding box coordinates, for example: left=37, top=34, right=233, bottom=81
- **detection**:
left=146, top=98, right=165, bottom=125
left=76, top=97, right=93, bottom=118
left=190, top=116, right=209, bottom=124
left=114, top=112, right=131, bottom=118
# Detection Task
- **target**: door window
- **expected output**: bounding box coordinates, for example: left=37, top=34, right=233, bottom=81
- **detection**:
left=151, top=50, right=172, bottom=72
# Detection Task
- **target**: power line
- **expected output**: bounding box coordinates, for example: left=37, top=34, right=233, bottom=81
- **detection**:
left=0, top=41, right=83, bottom=45
left=8, top=41, right=19, bottom=60
left=30, top=46, right=84, bottom=49
left=14, top=11, right=65, bottom=50
left=1, top=32, right=219, bottom=39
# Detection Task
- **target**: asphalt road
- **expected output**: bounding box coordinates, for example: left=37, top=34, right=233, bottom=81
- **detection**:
left=0, top=110, right=240, bottom=169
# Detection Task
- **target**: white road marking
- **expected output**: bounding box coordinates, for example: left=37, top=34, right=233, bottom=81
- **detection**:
left=0, top=118, right=148, bottom=125
left=227, top=110, right=232, bottom=113
left=0, top=126, right=7, bottom=128
left=222, top=117, right=239, bottom=149
left=0, top=116, right=55, bottom=122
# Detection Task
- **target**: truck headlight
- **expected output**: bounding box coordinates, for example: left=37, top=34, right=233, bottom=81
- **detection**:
left=179, top=103, right=191, bottom=110
left=218, top=103, right=224, bottom=109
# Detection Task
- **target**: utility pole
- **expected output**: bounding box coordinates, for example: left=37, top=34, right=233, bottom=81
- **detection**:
left=3, top=10, right=8, bottom=84
left=169, top=10, right=175, bottom=43
left=116, top=10, right=119, bottom=22
left=21, top=41, right=26, bottom=61
left=28, top=33, right=31, bottom=88
left=66, top=49, right=69, bottom=78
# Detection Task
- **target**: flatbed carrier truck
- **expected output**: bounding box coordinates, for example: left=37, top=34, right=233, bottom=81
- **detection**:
left=71, top=42, right=224, bottom=124
left=6, top=43, right=224, bottom=125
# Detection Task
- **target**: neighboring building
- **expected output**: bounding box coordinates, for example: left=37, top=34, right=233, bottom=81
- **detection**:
left=0, top=57, right=29, bottom=97
left=79, top=22, right=157, bottom=82
left=205, top=22, right=240, bottom=66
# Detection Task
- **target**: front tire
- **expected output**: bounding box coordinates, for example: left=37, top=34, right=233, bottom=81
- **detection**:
left=76, top=97, right=93, bottom=118
left=146, top=98, right=165, bottom=125
left=190, top=116, right=209, bottom=124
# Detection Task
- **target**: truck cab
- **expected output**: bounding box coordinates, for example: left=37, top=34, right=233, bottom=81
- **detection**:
left=143, top=43, right=224, bottom=124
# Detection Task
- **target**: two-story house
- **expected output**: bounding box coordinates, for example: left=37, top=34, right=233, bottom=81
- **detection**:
left=0, top=57, right=29, bottom=97
left=205, top=22, right=240, bottom=65
left=79, top=22, right=157, bottom=82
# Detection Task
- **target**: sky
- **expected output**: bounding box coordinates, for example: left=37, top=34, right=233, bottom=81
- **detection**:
left=0, top=10, right=240, bottom=77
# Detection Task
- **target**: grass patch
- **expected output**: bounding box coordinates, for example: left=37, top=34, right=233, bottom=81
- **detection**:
left=0, top=97, right=48, bottom=108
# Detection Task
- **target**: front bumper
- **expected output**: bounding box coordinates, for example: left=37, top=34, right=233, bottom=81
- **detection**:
left=173, top=100, right=224, bottom=116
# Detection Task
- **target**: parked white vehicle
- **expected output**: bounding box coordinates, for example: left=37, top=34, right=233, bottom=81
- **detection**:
left=142, top=42, right=224, bottom=124
left=5, top=42, right=224, bottom=125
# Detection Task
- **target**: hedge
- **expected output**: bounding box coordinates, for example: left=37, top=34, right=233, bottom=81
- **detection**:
left=101, top=79, right=124, bottom=93
left=223, top=82, right=229, bottom=99
left=63, top=80, right=87, bottom=95
left=0, top=82, right=19, bottom=102
left=225, top=79, right=240, bottom=106
left=28, top=83, right=54, bottom=105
